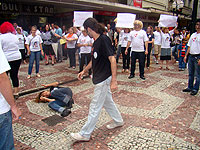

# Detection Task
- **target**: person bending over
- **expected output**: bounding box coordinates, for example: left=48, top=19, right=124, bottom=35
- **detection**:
left=35, top=82, right=74, bottom=117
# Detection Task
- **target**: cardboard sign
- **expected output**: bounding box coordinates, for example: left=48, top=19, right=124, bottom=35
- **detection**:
left=115, top=13, right=136, bottom=28
left=158, top=14, right=178, bottom=27
left=73, top=11, right=93, bottom=27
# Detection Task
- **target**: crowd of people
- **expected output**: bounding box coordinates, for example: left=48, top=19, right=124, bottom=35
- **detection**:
left=0, top=17, right=200, bottom=148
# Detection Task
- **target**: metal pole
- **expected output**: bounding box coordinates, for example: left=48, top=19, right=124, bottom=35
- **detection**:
left=191, top=0, right=199, bottom=34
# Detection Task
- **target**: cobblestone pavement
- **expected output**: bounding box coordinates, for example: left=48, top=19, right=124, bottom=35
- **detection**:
left=13, top=58, right=200, bottom=150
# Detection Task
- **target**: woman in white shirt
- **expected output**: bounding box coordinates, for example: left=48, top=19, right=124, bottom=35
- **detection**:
left=125, top=20, right=148, bottom=80
left=77, top=29, right=93, bottom=76
left=63, top=27, right=78, bottom=69
left=153, top=27, right=162, bottom=64
left=16, top=27, right=27, bottom=64
left=160, top=27, right=171, bottom=70
left=121, top=28, right=131, bottom=73
left=0, top=22, right=22, bottom=98
left=25, top=26, right=44, bottom=79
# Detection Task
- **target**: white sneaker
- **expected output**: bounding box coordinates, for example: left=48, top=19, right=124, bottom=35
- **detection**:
left=106, top=122, right=124, bottom=130
left=70, top=133, right=90, bottom=141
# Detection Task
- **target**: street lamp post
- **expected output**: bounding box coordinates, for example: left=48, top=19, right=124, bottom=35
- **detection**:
left=172, top=0, right=184, bottom=16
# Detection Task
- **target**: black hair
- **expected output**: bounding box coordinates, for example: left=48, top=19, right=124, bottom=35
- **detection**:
left=83, top=18, right=105, bottom=34
left=197, top=19, right=200, bottom=23
left=54, top=22, right=59, bottom=27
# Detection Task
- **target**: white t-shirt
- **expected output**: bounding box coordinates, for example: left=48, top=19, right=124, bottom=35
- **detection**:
left=118, top=30, right=124, bottom=46
left=65, top=34, right=78, bottom=49
left=0, top=44, right=11, bottom=115
left=188, top=32, right=200, bottom=54
left=161, top=32, right=171, bottom=48
left=0, top=33, right=21, bottom=62
left=121, top=32, right=131, bottom=47
left=154, top=31, right=161, bottom=45
left=128, top=30, right=148, bottom=52
left=25, top=35, right=43, bottom=52
left=77, top=35, right=94, bottom=54
left=16, top=33, right=25, bottom=49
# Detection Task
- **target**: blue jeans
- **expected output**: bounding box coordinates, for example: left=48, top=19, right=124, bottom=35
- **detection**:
left=28, top=51, right=41, bottom=75
left=48, top=100, right=67, bottom=113
left=179, top=57, right=186, bottom=69
left=172, top=45, right=178, bottom=61
left=79, top=76, right=123, bottom=138
left=0, top=110, right=15, bottom=150
left=188, top=55, right=200, bottom=91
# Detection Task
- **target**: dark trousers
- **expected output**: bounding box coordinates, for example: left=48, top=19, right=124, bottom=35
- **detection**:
left=145, top=47, right=152, bottom=67
left=67, top=48, right=76, bottom=67
left=80, top=53, right=92, bottom=75
left=19, top=49, right=26, bottom=61
left=121, top=47, right=131, bottom=69
left=7, top=59, right=21, bottom=87
left=188, top=55, right=200, bottom=91
left=62, top=44, right=68, bottom=59
left=130, top=51, right=145, bottom=77
left=116, top=45, right=121, bottom=63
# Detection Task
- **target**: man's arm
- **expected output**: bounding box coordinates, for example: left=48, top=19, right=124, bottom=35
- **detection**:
left=125, top=41, right=131, bottom=55
left=184, top=46, right=190, bottom=63
left=108, top=56, right=118, bottom=92
left=42, top=82, right=59, bottom=87
left=77, top=60, right=92, bottom=80
left=145, top=41, right=148, bottom=55
left=0, top=72, right=21, bottom=121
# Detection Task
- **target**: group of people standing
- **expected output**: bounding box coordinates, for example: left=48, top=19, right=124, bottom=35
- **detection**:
left=113, top=20, right=192, bottom=80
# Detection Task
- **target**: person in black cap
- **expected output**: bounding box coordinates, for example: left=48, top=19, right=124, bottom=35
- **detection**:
left=35, top=82, right=74, bottom=117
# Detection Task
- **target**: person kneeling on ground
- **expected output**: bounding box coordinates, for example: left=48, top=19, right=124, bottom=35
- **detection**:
left=35, top=82, right=74, bottom=117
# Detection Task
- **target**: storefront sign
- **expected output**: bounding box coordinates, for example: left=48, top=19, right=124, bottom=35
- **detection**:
left=0, top=1, right=54, bottom=15
left=133, top=0, right=142, bottom=8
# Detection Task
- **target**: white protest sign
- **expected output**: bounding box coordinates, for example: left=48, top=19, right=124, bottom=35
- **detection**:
left=158, top=14, right=178, bottom=27
left=73, top=11, right=93, bottom=27
left=116, top=13, right=136, bottom=28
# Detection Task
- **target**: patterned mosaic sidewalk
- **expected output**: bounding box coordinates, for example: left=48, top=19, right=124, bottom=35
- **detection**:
left=13, top=58, right=200, bottom=150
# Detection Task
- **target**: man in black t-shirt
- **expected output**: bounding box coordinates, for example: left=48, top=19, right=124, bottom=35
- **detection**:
left=70, top=18, right=124, bottom=142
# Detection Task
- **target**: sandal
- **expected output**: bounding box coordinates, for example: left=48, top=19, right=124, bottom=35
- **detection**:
left=166, top=67, right=170, bottom=70
left=27, top=75, right=31, bottom=79
left=159, top=66, right=163, bottom=70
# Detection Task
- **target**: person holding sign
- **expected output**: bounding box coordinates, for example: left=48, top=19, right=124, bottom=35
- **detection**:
left=159, top=27, right=172, bottom=70
left=125, top=20, right=148, bottom=80
left=70, top=18, right=123, bottom=142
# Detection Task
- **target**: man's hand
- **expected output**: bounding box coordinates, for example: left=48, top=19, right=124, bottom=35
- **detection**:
left=125, top=49, right=128, bottom=55
left=184, top=56, right=187, bottom=63
left=77, top=71, right=85, bottom=80
left=41, top=84, right=48, bottom=87
left=110, top=80, right=118, bottom=93
left=28, top=50, right=31, bottom=55
left=145, top=50, right=148, bottom=55
left=11, top=105, right=22, bottom=121
left=198, top=59, right=200, bottom=66
left=41, top=50, right=44, bottom=56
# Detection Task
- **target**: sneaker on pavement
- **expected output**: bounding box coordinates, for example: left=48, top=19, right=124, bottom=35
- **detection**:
left=106, top=122, right=124, bottom=130
left=182, top=88, right=192, bottom=92
left=70, top=133, right=90, bottom=141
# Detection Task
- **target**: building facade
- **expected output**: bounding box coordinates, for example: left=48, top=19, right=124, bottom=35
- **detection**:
left=0, top=0, right=196, bottom=30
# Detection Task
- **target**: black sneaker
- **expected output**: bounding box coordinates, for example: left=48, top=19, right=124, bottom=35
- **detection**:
left=128, top=75, right=135, bottom=79
left=61, top=109, right=71, bottom=117
left=190, top=90, right=198, bottom=96
left=140, top=76, right=145, bottom=80
left=182, top=88, right=192, bottom=92
left=66, top=98, right=74, bottom=109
